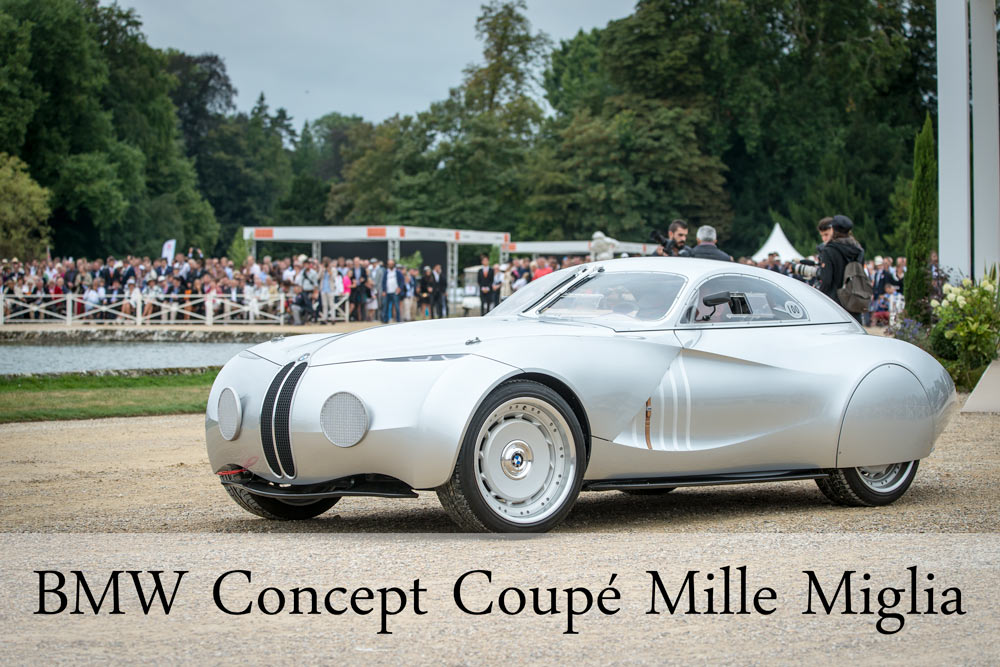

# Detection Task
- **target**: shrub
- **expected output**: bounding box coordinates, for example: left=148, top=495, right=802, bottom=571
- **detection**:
left=888, top=317, right=930, bottom=352
left=928, top=269, right=1000, bottom=389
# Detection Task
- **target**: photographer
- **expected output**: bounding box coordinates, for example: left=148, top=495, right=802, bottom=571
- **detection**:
left=652, top=219, right=691, bottom=257
left=795, top=214, right=869, bottom=322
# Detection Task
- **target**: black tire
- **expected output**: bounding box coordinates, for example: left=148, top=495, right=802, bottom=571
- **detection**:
left=225, top=484, right=339, bottom=520
left=815, top=460, right=919, bottom=507
left=622, top=487, right=676, bottom=496
left=437, top=379, right=587, bottom=533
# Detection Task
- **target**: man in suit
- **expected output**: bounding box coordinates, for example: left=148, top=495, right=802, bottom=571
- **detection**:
left=349, top=257, right=367, bottom=321
left=380, top=259, right=404, bottom=323
left=872, top=256, right=900, bottom=297
left=431, top=264, right=447, bottom=319
left=477, top=255, right=494, bottom=315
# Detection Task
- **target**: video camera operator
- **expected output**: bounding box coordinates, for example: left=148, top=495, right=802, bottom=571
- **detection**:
left=651, top=219, right=691, bottom=257
left=792, top=214, right=870, bottom=322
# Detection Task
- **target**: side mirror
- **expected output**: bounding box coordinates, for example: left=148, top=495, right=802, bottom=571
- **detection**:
left=702, top=291, right=731, bottom=307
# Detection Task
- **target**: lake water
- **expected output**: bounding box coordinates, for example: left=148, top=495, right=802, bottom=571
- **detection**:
left=0, top=342, right=251, bottom=375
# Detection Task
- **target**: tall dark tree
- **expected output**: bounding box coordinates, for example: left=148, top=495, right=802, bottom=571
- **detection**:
left=905, top=114, right=937, bottom=324
left=164, top=50, right=236, bottom=157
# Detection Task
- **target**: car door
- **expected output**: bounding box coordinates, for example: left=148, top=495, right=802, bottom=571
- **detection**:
left=652, top=273, right=839, bottom=474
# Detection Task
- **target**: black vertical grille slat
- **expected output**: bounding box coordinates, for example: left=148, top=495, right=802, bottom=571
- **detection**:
left=260, top=362, right=294, bottom=476
left=273, top=362, right=307, bottom=477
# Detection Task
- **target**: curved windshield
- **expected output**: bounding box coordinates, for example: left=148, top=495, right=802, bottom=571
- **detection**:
left=537, top=272, right=686, bottom=330
left=488, top=267, right=580, bottom=317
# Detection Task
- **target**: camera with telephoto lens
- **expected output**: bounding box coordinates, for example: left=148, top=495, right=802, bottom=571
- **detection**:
left=650, top=229, right=680, bottom=255
left=792, top=259, right=819, bottom=279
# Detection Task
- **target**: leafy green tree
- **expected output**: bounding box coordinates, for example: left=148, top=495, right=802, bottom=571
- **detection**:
left=83, top=0, right=218, bottom=256
left=0, top=0, right=217, bottom=257
left=905, top=114, right=937, bottom=324
left=0, top=12, right=41, bottom=155
left=198, top=95, right=292, bottom=253
left=0, top=152, right=50, bottom=258
left=462, top=0, right=551, bottom=112
left=543, top=28, right=616, bottom=117
left=523, top=98, right=730, bottom=242
left=163, top=50, right=236, bottom=157
left=327, top=1, right=549, bottom=235
left=309, top=112, right=364, bottom=183
left=771, top=153, right=879, bottom=255
left=883, top=174, right=913, bottom=257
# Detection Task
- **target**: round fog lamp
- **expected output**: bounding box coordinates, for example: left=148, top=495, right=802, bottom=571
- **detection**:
left=217, top=387, right=242, bottom=440
left=320, top=392, right=369, bottom=447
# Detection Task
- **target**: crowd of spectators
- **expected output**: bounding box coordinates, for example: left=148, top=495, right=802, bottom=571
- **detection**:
left=0, top=249, right=589, bottom=325
left=733, top=252, right=913, bottom=326
left=0, top=250, right=427, bottom=324
left=1, top=228, right=939, bottom=328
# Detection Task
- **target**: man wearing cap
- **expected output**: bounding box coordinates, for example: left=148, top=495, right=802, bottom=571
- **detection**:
left=816, top=214, right=866, bottom=321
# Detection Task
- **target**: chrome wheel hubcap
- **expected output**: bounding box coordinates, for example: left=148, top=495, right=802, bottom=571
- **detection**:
left=856, top=461, right=913, bottom=493
left=500, top=440, right=532, bottom=480
left=475, top=398, right=577, bottom=524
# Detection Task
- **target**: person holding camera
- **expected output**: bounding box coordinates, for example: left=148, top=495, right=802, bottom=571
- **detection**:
left=653, top=219, right=691, bottom=257
left=796, top=214, right=869, bottom=322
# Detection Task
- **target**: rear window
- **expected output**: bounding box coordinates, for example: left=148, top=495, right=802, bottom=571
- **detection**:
left=679, top=274, right=808, bottom=325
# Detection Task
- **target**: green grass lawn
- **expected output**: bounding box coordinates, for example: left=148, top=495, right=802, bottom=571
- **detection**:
left=0, top=370, right=218, bottom=423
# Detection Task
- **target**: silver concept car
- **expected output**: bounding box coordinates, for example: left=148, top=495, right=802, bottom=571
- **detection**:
left=206, top=258, right=957, bottom=532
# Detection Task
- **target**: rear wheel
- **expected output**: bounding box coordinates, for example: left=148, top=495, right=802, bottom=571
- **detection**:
left=437, top=379, right=586, bottom=532
left=225, top=485, right=339, bottom=520
left=815, top=460, right=919, bottom=507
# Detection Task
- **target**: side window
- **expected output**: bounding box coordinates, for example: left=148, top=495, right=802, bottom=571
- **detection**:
left=680, top=275, right=808, bottom=325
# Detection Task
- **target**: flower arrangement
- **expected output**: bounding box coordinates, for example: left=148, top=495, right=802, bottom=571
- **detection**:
left=926, top=268, right=1000, bottom=390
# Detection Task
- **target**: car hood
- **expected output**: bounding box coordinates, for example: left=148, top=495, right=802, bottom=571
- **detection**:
left=245, top=317, right=614, bottom=366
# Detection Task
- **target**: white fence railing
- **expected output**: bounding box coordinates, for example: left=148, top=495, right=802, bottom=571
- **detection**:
left=0, top=293, right=349, bottom=325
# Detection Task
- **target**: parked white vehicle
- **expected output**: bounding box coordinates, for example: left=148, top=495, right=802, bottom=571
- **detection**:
left=206, top=258, right=957, bottom=532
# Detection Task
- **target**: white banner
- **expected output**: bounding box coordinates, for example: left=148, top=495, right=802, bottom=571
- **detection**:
left=161, top=239, right=176, bottom=260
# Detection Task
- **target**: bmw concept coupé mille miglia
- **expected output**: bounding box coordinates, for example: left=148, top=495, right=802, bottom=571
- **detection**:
left=206, top=258, right=957, bottom=532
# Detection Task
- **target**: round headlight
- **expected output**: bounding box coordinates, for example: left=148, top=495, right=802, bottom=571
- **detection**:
left=320, top=392, right=369, bottom=447
left=217, top=387, right=242, bottom=440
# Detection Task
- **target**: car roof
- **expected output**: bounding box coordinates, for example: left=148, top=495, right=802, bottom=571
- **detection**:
left=575, top=257, right=852, bottom=325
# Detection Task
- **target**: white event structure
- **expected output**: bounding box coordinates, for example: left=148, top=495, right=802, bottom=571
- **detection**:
left=503, top=239, right=652, bottom=258
left=244, top=225, right=510, bottom=291
left=751, top=223, right=804, bottom=263
left=937, top=1, right=1000, bottom=279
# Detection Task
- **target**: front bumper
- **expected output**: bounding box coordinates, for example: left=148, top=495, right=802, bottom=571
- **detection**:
left=206, top=353, right=518, bottom=489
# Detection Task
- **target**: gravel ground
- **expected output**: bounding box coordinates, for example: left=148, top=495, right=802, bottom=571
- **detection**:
left=0, top=400, right=997, bottom=664
left=0, top=397, right=996, bottom=533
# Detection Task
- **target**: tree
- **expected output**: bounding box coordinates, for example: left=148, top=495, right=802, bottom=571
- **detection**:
left=0, top=11, right=41, bottom=155
left=522, top=98, right=730, bottom=242
left=543, top=29, right=616, bottom=117
left=163, top=50, right=236, bottom=157
left=905, top=114, right=937, bottom=324
left=771, top=153, right=880, bottom=255
left=462, top=0, right=551, bottom=113
left=0, top=153, right=50, bottom=259
left=197, top=96, right=292, bottom=253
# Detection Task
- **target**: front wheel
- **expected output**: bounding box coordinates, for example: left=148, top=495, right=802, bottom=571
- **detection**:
left=225, top=484, right=339, bottom=520
left=815, top=460, right=919, bottom=507
left=437, top=379, right=586, bottom=532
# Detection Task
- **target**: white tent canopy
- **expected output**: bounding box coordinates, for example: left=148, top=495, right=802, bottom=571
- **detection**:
left=751, top=223, right=804, bottom=263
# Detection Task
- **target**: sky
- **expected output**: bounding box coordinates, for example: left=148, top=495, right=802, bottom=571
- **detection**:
left=117, top=0, right=636, bottom=128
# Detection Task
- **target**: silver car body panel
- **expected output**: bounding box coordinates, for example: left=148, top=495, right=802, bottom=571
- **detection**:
left=206, top=258, right=957, bottom=490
